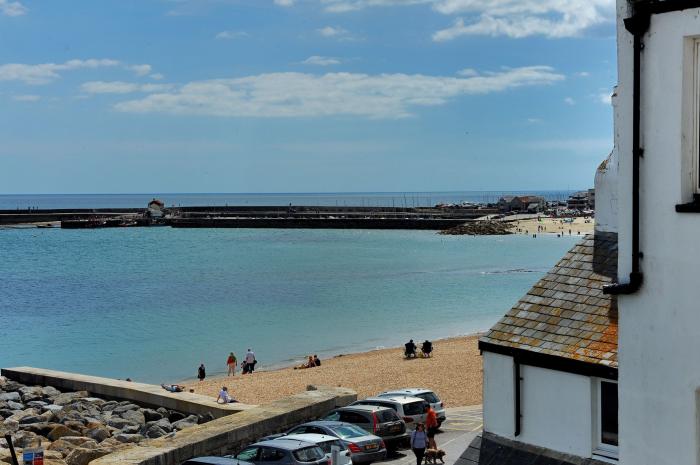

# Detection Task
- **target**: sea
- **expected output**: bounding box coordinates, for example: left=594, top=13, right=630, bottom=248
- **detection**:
left=0, top=192, right=581, bottom=383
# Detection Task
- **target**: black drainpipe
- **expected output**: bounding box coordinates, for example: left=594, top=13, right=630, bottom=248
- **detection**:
left=514, top=357, right=522, bottom=436
left=604, top=9, right=649, bottom=295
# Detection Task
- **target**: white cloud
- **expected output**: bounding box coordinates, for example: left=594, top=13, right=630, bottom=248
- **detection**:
left=215, top=30, right=250, bottom=40
left=129, top=64, right=152, bottom=76
left=150, top=73, right=165, bottom=80
left=81, top=81, right=175, bottom=94
left=112, top=66, right=564, bottom=119
left=598, top=92, right=612, bottom=105
left=576, top=71, right=590, bottom=77
left=0, top=0, right=27, bottom=16
left=318, top=26, right=349, bottom=38
left=0, top=59, right=121, bottom=85
left=302, top=56, right=341, bottom=66
left=526, top=117, right=542, bottom=124
left=274, top=0, right=296, bottom=5
left=564, top=97, right=575, bottom=105
left=319, top=0, right=430, bottom=13
left=12, top=94, right=40, bottom=102
left=457, top=68, right=479, bottom=77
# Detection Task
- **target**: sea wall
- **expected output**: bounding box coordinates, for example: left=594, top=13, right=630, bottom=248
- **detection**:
left=170, top=217, right=467, bottom=230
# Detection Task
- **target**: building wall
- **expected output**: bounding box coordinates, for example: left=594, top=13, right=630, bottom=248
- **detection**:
left=614, top=2, right=700, bottom=464
left=482, top=352, right=593, bottom=458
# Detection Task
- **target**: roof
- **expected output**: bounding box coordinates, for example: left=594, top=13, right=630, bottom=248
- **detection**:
left=356, top=396, right=425, bottom=405
left=379, top=388, right=434, bottom=396
left=336, top=404, right=393, bottom=413
left=480, top=232, right=618, bottom=367
left=280, top=434, right=339, bottom=443
left=253, top=439, right=317, bottom=450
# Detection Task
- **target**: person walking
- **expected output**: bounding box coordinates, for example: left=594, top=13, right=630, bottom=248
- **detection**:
left=410, top=423, right=428, bottom=465
left=227, top=352, right=237, bottom=376
left=243, top=348, right=256, bottom=374
left=425, top=404, right=439, bottom=449
left=198, top=363, right=206, bottom=382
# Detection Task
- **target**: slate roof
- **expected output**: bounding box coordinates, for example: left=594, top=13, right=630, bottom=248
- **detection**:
left=480, top=232, right=618, bottom=367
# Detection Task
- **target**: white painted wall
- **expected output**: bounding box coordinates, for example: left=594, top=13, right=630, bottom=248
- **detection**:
left=594, top=149, right=619, bottom=234
left=614, top=2, right=700, bottom=464
left=482, top=352, right=593, bottom=458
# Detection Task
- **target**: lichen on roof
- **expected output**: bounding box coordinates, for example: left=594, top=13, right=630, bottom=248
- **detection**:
left=480, top=232, right=618, bottom=367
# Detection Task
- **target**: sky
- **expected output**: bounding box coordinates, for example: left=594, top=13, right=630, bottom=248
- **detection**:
left=0, top=0, right=617, bottom=194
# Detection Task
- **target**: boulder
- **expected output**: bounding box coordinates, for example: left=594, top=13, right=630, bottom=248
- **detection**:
left=85, top=427, right=110, bottom=442
left=21, top=421, right=59, bottom=437
left=141, top=408, right=162, bottom=422
left=64, top=447, right=113, bottom=465
left=100, top=401, right=118, bottom=411
left=2, top=419, right=19, bottom=433
left=106, top=418, right=132, bottom=429
left=7, top=401, right=24, bottom=411
left=172, top=415, right=198, bottom=431
left=18, top=386, right=44, bottom=402
left=111, top=404, right=138, bottom=415
left=48, top=425, right=81, bottom=441
left=144, top=424, right=167, bottom=439
left=26, top=400, right=48, bottom=409
left=120, top=409, right=144, bottom=426
left=0, top=393, right=20, bottom=403
left=9, top=430, right=40, bottom=448
left=198, top=412, right=214, bottom=424
left=52, top=392, right=88, bottom=406
left=114, top=433, right=142, bottom=444
left=167, top=411, right=186, bottom=422
left=148, top=418, right=172, bottom=432
left=18, top=415, right=44, bottom=425
left=120, top=424, right=140, bottom=434
left=42, top=405, right=63, bottom=415
left=42, top=386, right=62, bottom=397
left=156, top=407, right=169, bottom=417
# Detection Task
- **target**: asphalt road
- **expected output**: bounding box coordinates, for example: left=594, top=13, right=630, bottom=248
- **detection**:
left=380, top=406, right=482, bottom=465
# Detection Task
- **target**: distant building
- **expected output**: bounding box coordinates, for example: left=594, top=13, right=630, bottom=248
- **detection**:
left=567, top=189, right=595, bottom=211
left=497, top=195, right=546, bottom=213
left=147, top=198, right=165, bottom=218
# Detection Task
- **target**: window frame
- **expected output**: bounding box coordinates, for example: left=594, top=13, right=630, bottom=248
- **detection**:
left=592, top=378, right=619, bottom=461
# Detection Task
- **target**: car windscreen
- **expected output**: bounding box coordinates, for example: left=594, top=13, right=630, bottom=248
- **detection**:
left=417, top=392, right=440, bottom=403
left=318, top=439, right=344, bottom=453
left=377, top=409, right=400, bottom=422
left=403, top=401, right=427, bottom=416
left=329, top=424, right=370, bottom=439
left=292, top=446, right=325, bottom=462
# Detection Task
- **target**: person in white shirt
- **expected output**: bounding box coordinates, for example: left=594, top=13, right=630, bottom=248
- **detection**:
left=216, top=386, right=236, bottom=403
left=243, top=349, right=256, bottom=374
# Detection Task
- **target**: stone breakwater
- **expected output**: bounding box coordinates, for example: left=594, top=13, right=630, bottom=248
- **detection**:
left=0, top=376, right=209, bottom=465
left=438, top=221, right=513, bottom=235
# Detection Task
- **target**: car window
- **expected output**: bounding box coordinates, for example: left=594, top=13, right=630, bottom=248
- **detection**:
left=308, top=426, right=326, bottom=435
left=289, top=425, right=310, bottom=434
left=417, top=392, right=440, bottom=404
left=323, top=411, right=341, bottom=421
left=377, top=409, right=400, bottom=422
left=260, top=447, right=286, bottom=461
left=339, top=411, right=369, bottom=424
left=292, top=447, right=325, bottom=463
left=237, top=447, right=260, bottom=461
left=329, top=424, right=369, bottom=439
left=317, top=439, right=344, bottom=454
left=403, top=401, right=428, bottom=416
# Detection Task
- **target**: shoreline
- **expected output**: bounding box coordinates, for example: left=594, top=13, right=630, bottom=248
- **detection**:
left=183, top=334, right=484, bottom=408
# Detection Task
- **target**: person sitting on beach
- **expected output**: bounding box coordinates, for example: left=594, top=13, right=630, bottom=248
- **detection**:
left=405, top=339, right=417, bottom=358
left=216, top=386, right=237, bottom=404
left=313, top=354, right=321, bottom=367
left=294, top=355, right=316, bottom=370
left=161, top=384, right=185, bottom=393
left=421, top=340, right=433, bottom=358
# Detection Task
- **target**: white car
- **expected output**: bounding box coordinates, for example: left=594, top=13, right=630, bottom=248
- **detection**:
left=377, top=388, right=446, bottom=426
left=350, top=396, right=428, bottom=430
left=276, top=433, right=352, bottom=465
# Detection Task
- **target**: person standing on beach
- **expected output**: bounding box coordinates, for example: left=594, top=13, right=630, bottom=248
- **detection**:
left=425, top=404, right=439, bottom=449
left=198, top=363, right=206, bottom=382
left=227, top=352, right=237, bottom=376
left=243, top=348, right=256, bottom=374
left=410, top=423, right=428, bottom=465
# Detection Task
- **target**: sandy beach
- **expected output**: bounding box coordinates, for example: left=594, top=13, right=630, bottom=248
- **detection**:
left=511, top=216, right=594, bottom=236
left=187, top=335, right=483, bottom=408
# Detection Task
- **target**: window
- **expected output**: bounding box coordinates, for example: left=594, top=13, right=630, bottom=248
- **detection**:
left=339, top=411, right=369, bottom=424
left=292, top=447, right=325, bottom=463
left=237, top=447, right=260, bottom=461
left=593, top=379, right=618, bottom=460
left=260, top=447, right=286, bottom=461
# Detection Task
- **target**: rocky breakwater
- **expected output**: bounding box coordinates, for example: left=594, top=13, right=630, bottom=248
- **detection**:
left=0, top=376, right=211, bottom=465
left=438, top=220, right=513, bottom=236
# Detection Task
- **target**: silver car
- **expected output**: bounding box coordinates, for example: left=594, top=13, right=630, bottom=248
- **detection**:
left=377, top=388, right=446, bottom=427
left=275, top=434, right=351, bottom=465
left=235, top=439, right=329, bottom=465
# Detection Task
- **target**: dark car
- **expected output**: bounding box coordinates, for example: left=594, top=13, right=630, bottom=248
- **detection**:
left=235, top=439, right=329, bottom=465
left=321, top=405, right=408, bottom=451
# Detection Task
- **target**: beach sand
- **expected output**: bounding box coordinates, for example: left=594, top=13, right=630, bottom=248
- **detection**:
left=511, top=216, right=594, bottom=236
left=188, top=335, right=483, bottom=407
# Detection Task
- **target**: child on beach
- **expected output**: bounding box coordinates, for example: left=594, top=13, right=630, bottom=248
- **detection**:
left=227, top=352, right=237, bottom=376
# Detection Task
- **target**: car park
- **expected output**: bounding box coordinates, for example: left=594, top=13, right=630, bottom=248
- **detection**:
left=321, top=405, right=408, bottom=451
left=235, top=439, right=329, bottom=465
left=350, top=396, right=428, bottom=429
left=274, top=433, right=352, bottom=465
left=274, top=421, right=386, bottom=465
left=377, top=388, right=446, bottom=426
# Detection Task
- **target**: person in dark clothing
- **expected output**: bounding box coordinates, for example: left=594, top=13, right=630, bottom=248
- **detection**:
left=405, top=339, right=417, bottom=358
left=421, top=340, right=433, bottom=357
left=313, top=355, right=321, bottom=367
left=198, top=363, right=206, bottom=382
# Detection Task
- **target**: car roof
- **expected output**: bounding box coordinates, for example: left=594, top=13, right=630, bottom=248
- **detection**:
left=358, top=396, right=426, bottom=405
left=336, top=404, right=394, bottom=413
left=280, top=434, right=340, bottom=443
left=380, top=388, right=433, bottom=395
left=184, top=457, right=254, bottom=465
left=249, top=439, right=318, bottom=450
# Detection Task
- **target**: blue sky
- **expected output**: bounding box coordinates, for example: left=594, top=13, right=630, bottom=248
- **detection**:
left=0, top=0, right=616, bottom=194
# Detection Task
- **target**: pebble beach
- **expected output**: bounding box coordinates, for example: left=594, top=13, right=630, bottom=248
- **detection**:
left=188, top=335, right=483, bottom=407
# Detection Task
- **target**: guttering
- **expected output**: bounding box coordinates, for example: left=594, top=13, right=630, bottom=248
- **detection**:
left=514, top=357, right=522, bottom=437
left=604, top=8, right=649, bottom=295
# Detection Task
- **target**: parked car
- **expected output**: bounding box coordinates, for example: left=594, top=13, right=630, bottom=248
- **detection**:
left=377, top=388, right=446, bottom=427
left=351, top=396, right=428, bottom=429
left=274, top=434, right=351, bottom=465
left=235, top=440, right=329, bottom=465
left=265, top=421, right=386, bottom=465
left=321, top=405, right=408, bottom=451
left=182, top=458, right=254, bottom=465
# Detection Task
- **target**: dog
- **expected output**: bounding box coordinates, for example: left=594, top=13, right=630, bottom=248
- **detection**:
left=424, top=448, right=446, bottom=464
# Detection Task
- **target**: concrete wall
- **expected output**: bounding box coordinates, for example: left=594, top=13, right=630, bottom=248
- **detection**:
left=613, top=3, right=700, bottom=464
left=92, top=386, right=357, bottom=465
left=482, top=353, right=593, bottom=458
left=1, top=367, right=252, bottom=419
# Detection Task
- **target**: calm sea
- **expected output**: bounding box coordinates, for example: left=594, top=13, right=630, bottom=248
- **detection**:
left=0, top=226, right=578, bottom=383
left=0, top=191, right=575, bottom=210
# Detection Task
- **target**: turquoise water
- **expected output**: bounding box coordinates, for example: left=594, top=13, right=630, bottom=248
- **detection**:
left=0, top=228, right=578, bottom=383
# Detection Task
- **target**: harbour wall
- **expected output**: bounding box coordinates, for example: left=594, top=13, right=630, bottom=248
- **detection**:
left=170, top=217, right=468, bottom=230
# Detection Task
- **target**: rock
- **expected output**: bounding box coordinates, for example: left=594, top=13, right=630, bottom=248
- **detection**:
left=80, top=398, right=105, bottom=407
left=85, top=427, right=110, bottom=442
left=120, top=424, right=140, bottom=434
left=48, top=437, right=97, bottom=456
left=198, top=412, right=214, bottom=424
left=156, top=407, right=169, bottom=417
left=18, top=386, right=44, bottom=402
left=19, top=415, right=44, bottom=425
left=439, top=220, right=514, bottom=236
left=21, top=421, right=59, bottom=437
left=106, top=418, right=132, bottom=429
left=167, top=411, right=186, bottom=422
left=42, top=405, right=63, bottom=415
left=172, top=415, right=198, bottom=431
left=52, top=392, right=88, bottom=406
left=100, top=401, right=118, bottom=411
left=114, top=433, right=142, bottom=444
left=120, top=409, right=144, bottom=425
left=141, top=408, right=162, bottom=422
left=149, top=418, right=172, bottom=432
left=111, top=404, right=138, bottom=415
left=2, top=419, right=19, bottom=433
left=144, top=424, right=167, bottom=439
left=48, top=425, right=81, bottom=441
left=64, top=447, right=113, bottom=465
left=62, top=421, right=86, bottom=432
left=26, top=400, right=48, bottom=408
left=7, top=401, right=24, bottom=410
left=42, top=386, right=62, bottom=397
left=0, top=393, right=20, bottom=402
left=9, top=430, right=40, bottom=448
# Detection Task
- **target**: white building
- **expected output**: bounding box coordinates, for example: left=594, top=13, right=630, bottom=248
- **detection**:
left=468, top=1, right=700, bottom=465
